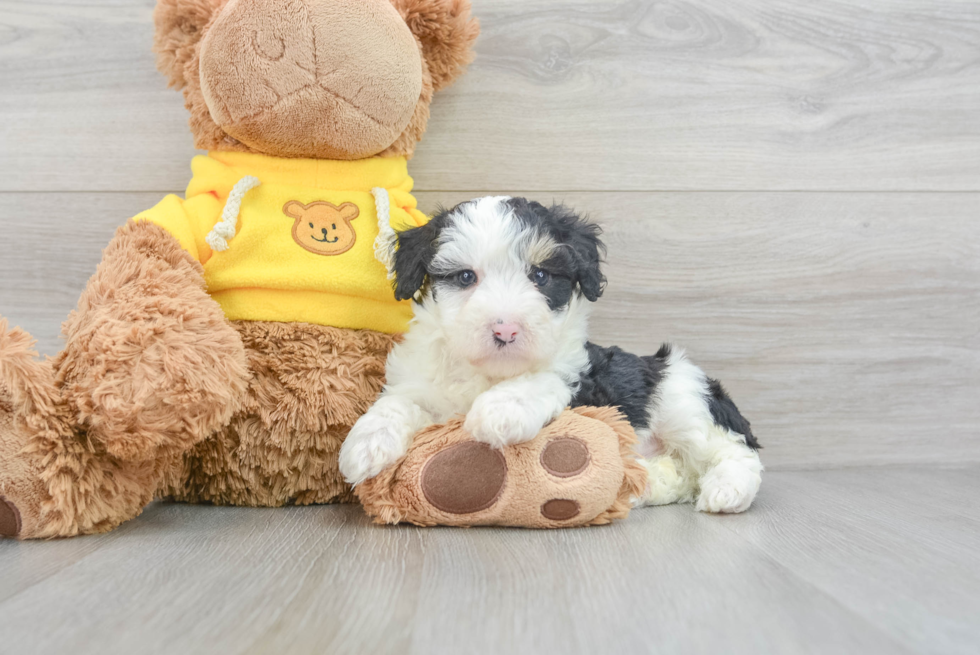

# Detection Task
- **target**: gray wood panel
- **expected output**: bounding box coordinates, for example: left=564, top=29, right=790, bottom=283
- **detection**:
left=719, top=468, right=980, bottom=655
left=1, top=466, right=976, bottom=655
left=1, top=0, right=979, bottom=192
left=2, top=191, right=977, bottom=469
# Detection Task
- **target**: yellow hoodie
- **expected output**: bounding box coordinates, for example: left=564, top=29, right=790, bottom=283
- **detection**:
left=134, top=152, right=428, bottom=334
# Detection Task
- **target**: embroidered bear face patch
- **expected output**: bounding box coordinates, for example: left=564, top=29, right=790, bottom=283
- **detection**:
left=283, top=201, right=360, bottom=256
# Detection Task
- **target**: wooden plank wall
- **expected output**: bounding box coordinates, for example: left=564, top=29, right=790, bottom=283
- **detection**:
left=1, top=0, right=978, bottom=469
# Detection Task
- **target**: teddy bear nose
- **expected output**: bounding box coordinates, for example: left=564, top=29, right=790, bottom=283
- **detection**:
left=492, top=322, right=520, bottom=344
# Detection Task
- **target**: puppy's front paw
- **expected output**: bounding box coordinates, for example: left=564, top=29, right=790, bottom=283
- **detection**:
left=339, top=416, right=413, bottom=487
left=464, top=391, right=545, bottom=449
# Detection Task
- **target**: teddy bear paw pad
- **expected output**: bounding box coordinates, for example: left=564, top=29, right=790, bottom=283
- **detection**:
left=540, top=437, right=590, bottom=477
left=541, top=498, right=581, bottom=521
left=420, top=441, right=507, bottom=514
left=0, top=496, right=21, bottom=538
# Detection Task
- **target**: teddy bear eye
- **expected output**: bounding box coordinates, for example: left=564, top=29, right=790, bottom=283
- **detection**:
left=332, top=224, right=337, bottom=230
left=309, top=222, right=314, bottom=228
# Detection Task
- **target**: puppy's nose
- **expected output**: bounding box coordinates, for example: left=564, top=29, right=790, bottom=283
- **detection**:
left=493, top=322, right=520, bottom=343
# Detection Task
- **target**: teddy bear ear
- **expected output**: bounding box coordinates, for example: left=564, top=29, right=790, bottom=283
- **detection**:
left=282, top=201, right=307, bottom=220
left=390, top=0, right=481, bottom=92
left=153, top=0, right=222, bottom=89
left=339, top=203, right=361, bottom=221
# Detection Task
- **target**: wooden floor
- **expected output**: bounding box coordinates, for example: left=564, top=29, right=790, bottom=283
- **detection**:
left=0, top=466, right=977, bottom=655
left=1, top=1, right=979, bottom=653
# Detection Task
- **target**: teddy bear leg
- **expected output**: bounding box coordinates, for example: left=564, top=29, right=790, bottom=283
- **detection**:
left=356, top=407, right=648, bottom=528
left=1, top=221, right=250, bottom=538
left=0, top=317, right=204, bottom=539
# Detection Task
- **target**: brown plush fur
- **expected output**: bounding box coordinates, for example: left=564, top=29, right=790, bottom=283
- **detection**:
left=0, top=324, right=60, bottom=538
left=58, top=220, right=250, bottom=463
left=0, top=318, right=166, bottom=539
left=0, top=221, right=251, bottom=538
left=392, top=0, right=480, bottom=93
left=356, top=407, right=648, bottom=529
left=162, top=321, right=396, bottom=506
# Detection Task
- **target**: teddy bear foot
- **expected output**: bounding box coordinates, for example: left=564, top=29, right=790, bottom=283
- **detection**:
left=0, top=483, right=49, bottom=540
left=0, top=411, right=49, bottom=540
left=356, top=407, right=647, bottom=528
left=1, top=327, right=59, bottom=540
left=0, top=496, right=21, bottom=538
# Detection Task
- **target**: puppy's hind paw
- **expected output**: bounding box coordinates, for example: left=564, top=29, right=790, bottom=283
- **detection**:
left=695, top=460, right=761, bottom=514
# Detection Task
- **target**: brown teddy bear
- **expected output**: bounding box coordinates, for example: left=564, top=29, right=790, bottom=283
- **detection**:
left=0, top=0, right=644, bottom=539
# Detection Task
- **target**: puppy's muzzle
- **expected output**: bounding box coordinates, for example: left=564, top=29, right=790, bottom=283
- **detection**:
left=493, top=321, right=520, bottom=347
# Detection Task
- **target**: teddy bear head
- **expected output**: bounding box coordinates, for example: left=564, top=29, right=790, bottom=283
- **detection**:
left=283, top=200, right=360, bottom=255
left=153, top=0, right=479, bottom=160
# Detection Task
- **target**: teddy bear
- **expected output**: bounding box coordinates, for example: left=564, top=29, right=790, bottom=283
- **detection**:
left=0, top=0, right=645, bottom=540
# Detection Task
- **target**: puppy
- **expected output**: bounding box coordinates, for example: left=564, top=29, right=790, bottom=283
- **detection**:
left=339, top=197, right=763, bottom=513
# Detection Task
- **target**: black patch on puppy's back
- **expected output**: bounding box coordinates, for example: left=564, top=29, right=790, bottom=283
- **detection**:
left=706, top=379, right=760, bottom=450
left=571, top=342, right=664, bottom=429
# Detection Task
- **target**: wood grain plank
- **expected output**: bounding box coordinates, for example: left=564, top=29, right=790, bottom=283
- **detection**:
left=715, top=466, right=980, bottom=655
left=0, top=528, right=122, bottom=604
left=1, top=0, right=978, bottom=192
left=1, top=191, right=978, bottom=469
left=0, top=503, right=422, bottom=654
left=0, top=497, right=914, bottom=655
left=402, top=504, right=909, bottom=655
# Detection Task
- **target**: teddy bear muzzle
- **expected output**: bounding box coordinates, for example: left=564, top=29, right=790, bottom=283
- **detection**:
left=198, top=0, right=424, bottom=160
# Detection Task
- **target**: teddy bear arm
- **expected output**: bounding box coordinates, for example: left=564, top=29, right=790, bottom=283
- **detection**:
left=56, top=219, right=250, bottom=462
left=357, top=407, right=648, bottom=528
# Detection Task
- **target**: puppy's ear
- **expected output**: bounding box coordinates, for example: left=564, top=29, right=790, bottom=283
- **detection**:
left=391, top=0, right=480, bottom=92
left=569, top=218, right=606, bottom=302
left=393, top=215, right=446, bottom=301
left=153, top=0, right=222, bottom=89
left=539, top=202, right=606, bottom=302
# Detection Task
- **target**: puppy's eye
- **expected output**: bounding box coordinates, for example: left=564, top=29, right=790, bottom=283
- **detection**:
left=531, top=268, right=551, bottom=287
left=456, top=270, right=478, bottom=288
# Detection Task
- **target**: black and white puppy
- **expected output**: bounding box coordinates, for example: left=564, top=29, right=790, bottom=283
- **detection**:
left=339, top=197, right=763, bottom=513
